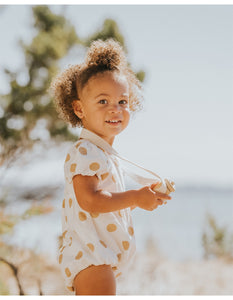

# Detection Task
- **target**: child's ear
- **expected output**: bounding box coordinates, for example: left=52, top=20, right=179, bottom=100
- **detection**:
left=72, top=100, right=84, bottom=119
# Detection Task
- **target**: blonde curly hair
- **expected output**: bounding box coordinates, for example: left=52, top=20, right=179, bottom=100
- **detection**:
left=50, top=39, right=144, bottom=127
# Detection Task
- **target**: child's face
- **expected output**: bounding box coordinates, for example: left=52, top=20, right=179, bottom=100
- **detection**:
left=73, top=71, right=130, bottom=145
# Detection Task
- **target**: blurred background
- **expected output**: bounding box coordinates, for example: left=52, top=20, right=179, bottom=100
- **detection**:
left=0, top=4, right=232, bottom=295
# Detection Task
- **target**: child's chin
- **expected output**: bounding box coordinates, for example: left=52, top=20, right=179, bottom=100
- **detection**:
left=109, top=127, right=125, bottom=135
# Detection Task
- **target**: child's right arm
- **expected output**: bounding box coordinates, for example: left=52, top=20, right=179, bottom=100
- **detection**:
left=73, top=174, right=171, bottom=213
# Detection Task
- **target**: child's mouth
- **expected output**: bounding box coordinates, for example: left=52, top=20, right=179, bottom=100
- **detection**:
left=105, top=120, right=122, bottom=126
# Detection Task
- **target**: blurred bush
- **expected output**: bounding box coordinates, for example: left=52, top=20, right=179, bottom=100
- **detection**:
left=0, top=202, right=54, bottom=235
left=202, top=214, right=233, bottom=261
left=0, top=278, right=9, bottom=295
left=0, top=202, right=54, bottom=295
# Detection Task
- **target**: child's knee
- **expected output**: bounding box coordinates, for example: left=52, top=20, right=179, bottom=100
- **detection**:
left=74, top=264, right=116, bottom=295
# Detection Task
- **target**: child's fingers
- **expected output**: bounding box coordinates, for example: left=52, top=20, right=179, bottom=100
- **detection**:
left=157, top=199, right=163, bottom=205
left=150, top=182, right=160, bottom=190
left=154, top=191, right=172, bottom=200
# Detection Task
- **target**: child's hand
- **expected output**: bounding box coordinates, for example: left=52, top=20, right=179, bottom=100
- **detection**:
left=135, top=183, right=171, bottom=211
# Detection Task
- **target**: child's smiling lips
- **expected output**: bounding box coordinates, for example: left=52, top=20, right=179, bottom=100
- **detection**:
left=105, top=119, right=122, bottom=125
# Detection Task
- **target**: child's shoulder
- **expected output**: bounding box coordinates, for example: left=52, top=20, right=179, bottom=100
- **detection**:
left=64, top=139, right=110, bottom=181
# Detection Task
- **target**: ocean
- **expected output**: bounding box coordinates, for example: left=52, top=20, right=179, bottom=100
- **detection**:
left=131, top=184, right=233, bottom=261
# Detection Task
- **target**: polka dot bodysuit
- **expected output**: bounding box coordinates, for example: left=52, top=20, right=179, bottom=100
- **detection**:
left=59, top=128, right=136, bottom=292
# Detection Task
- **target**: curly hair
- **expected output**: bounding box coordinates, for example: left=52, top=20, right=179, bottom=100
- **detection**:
left=50, top=39, right=144, bottom=127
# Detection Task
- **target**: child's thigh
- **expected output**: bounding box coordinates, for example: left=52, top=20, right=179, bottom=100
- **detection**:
left=74, top=264, right=116, bottom=295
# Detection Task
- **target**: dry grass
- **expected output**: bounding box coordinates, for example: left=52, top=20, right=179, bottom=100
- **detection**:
left=1, top=241, right=232, bottom=295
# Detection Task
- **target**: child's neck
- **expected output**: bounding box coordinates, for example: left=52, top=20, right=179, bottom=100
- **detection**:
left=82, top=127, right=115, bottom=146
left=80, top=128, right=116, bottom=152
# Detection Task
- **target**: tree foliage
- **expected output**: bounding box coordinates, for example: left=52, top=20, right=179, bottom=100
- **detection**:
left=0, top=6, right=79, bottom=164
left=85, top=18, right=125, bottom=49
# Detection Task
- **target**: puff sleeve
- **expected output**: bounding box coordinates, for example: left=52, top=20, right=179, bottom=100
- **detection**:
left=64, top=140, right=109, bottom=184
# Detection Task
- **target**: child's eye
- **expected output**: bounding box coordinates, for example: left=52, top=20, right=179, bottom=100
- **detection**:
left=99, top=99, right=108, bottom=104
left=119, top=100, right=128, bottom=105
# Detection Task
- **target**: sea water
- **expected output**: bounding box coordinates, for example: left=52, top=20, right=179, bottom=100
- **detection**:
left=132, top=184, right=233, bottom=261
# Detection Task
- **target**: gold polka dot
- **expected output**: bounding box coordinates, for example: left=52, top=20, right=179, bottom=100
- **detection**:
left=112, top=266, right=117, bottom=271
left=122, top=241, right=130, bottom=250
left=90, top=212, right=99, bottom=218
left=79, top=147, right=87, bottom=155
left=112, top=175, right=116, bottom=183
left=59, top=254, right=63, bottom=264
left=107, top=224, right=117, bottom=232
left=65, top=267, right=71, bottom=277
left=116, top=272, right=122, bottom=278
left=87, top=243, right=95, bottom=252
left=128, top=226, right=134, bottom=236
left=69, top=237, right=72, bottom=246
left=66, top=286, right=74, bottom=292
left=65, top=154, right=70, bottom=162
left=69, top=198, right=72, bottom=207
left=62, top=199, right=65, bottom=208
left=75, top=141, right=82, bottom=148
left=101, top=172, right=109, bottom=180
left=79, top=211, right=87, bottom=221
left=118, top=211, right=122, bottom=217
left=70, top=163, right=76, bottom=172
left=62, top=230, right=67, bottom=238
left=89, top=162, right=100, bottom=171
left=100, top=240, right=107, bottom=248
left=75, top=251, right=83, bottom=260
left=117, top=253, right=122, bottom=262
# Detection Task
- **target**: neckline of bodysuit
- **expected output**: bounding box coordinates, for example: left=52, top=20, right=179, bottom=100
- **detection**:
left=79, top=128, right=118, bottom=156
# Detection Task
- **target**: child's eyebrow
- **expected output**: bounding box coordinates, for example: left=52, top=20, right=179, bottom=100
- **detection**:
left=95, top=93, right=109, bottom=99
left=95, top=93, right=129, bottom=99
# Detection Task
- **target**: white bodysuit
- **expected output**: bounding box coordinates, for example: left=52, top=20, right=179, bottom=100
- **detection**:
left=59, top=128, right=136, bottom=292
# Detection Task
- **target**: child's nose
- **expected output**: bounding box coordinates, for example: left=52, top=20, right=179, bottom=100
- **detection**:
left=109, top=104, right=121, bottom=113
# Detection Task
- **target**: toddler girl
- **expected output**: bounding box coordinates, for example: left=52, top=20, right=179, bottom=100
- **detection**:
left=50, top=39, right=171, bottom=295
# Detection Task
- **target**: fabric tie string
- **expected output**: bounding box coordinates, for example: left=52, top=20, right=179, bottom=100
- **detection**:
left=80, top=128, right=163, bottom=186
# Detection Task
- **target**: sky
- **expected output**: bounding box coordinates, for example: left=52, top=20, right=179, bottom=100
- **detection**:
left=0, top=5, right=232, bottom=188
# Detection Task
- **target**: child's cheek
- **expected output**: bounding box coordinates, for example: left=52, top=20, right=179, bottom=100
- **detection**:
left=124, top=110, right=130, bottom=127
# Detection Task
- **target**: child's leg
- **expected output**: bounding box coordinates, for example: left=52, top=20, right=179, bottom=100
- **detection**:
left=74, top=264, right=116, bottom=295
